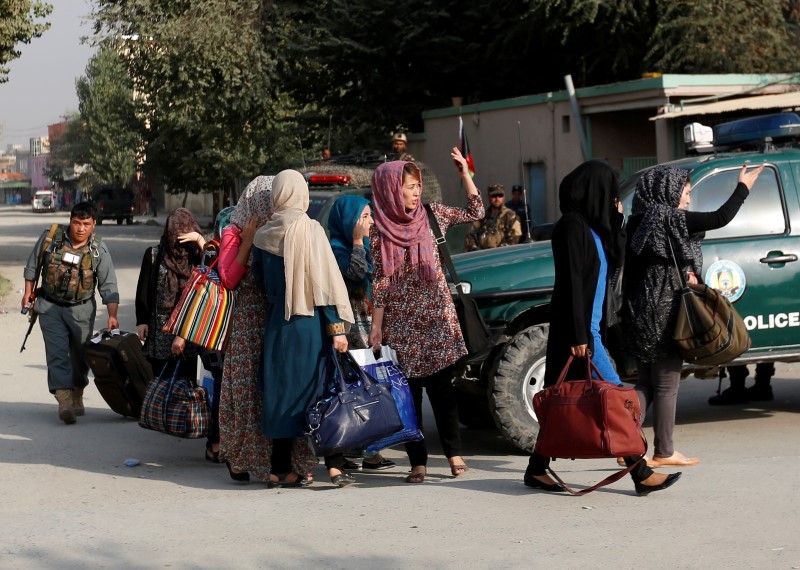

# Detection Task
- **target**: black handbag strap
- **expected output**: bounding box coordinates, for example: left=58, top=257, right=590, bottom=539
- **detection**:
left=666, top=236, right=689, bottom=289
left=424, top=204, right=467, bottom=298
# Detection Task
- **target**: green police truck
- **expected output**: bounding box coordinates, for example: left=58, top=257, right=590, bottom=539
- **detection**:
left=450, top=112, right=800, bottom=452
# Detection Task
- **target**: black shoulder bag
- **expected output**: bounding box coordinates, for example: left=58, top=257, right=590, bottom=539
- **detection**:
left=424, top=204, right=493, bottom=359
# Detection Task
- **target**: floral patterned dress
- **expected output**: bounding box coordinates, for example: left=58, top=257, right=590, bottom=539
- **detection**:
left=371, top=195, right=484, bottom=378
left=216, top=229, right=316, bottom=481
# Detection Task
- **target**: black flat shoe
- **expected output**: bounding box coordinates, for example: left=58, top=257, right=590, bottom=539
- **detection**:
left=362, top=458, right=396, bottom=470
left=205, top=442, right=221, bottom=464
left=342, top=459, right=361, bottom=471
left=523, top=474, right=565, bottom=492
left=226, top=461, right=250, bottom=482
left=331, top=473, right=356, bottom=487
left=280, top=472, right=312, bottom=488
left=635, top=472, right=682, bottom=496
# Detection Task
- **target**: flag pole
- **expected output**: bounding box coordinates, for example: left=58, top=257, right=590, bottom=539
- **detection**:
left=517, top=121, right=532, bottom=243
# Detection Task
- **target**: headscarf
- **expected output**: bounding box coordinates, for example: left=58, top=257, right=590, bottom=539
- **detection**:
left=558, top=161, right=626, bottom=267
left=159, top=207, right=202, bottom=308
left=370, top=161, right=436, bottom=282
left=231, top=175, right=275, bottom=230
left=253, top=169, right=354, bottom=324
left=328, top=195, right=373, bottom=298
left=213, top=206, right=236, bottom=240
left=629, top=165, right=702, bottom=272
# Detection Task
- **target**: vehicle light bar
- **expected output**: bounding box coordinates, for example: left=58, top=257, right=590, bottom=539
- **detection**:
left=308, top=174, right=351, bottom=186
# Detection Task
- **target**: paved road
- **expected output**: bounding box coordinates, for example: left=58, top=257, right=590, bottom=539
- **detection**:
left=1, top=205, right=799, bottom=569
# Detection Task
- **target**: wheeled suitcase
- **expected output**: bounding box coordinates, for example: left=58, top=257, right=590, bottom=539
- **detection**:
left=82, top=329, right=153, bottom=418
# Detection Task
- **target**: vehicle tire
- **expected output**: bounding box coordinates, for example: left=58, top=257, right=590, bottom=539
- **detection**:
left=456, top=389, right=496, bottom=429
left=488, top=324, right=549, bottom=453
left=126, top=217, right=133, bottom=225
left=116, top=217, right=123, bottom=225
left=97, top=218, right=103, bottom=225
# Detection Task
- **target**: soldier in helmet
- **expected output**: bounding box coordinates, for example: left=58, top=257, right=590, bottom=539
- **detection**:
left=389, top=132, right=414, bottom=161
left=465, top=183, right=522, bottom=251
left=21, top=202, right=120, bottom=424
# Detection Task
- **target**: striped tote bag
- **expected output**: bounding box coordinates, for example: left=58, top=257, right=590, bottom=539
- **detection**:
left=163, top=257, right=235, bottom=352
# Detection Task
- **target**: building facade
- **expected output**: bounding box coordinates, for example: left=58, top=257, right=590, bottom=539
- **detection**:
left=412, top=74, right=800, bottom=224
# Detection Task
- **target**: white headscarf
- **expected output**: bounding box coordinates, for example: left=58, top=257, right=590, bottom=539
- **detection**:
left=253, top=169, right=354, bottom=324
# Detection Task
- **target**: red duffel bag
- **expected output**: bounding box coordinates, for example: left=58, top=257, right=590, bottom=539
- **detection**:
left=532, top=355, right=647, bottom=494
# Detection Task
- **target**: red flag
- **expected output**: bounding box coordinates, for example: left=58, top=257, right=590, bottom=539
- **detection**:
left=459, top=117, right=475, bottom=177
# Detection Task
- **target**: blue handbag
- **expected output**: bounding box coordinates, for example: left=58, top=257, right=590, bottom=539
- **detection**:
left=350, top=347, right=424, bottom=451
left=305, top=348, right=403, bottom=456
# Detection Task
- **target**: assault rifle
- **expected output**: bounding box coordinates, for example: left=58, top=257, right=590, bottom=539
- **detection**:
left=20, top=224, right=58, bottom=353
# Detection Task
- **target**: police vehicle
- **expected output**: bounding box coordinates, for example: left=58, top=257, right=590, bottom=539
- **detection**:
left=448, top=112, right=800, bottom=452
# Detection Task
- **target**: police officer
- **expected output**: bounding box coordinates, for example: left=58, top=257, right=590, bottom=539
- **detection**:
left=506, top=185, right=532, bottom=234
left=21, top=202, right=120, bottom=424
left=465, top=183, right=522, bottom=251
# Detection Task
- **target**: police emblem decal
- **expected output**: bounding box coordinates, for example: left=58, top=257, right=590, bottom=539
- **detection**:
left=704, top=260, right=746, bottom=303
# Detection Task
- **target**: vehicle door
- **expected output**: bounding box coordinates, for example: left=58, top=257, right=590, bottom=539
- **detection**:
left=690, top=162, right=800, bottom=355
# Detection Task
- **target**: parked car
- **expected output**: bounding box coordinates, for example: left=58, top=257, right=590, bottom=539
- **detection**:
left=449, top=112, right=800, bottom=452
left=31, top=190, right=56, bottom=213
left=91, top=184, right=136, bottom=225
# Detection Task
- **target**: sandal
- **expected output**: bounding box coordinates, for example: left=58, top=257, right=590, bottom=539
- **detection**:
left=205, top=441, right=221, bottom=464
left=405, top=468, right=426, bottom=484
left=280, top=472, right=312, bottom=488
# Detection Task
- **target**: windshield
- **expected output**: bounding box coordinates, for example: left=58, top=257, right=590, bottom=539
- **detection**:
left=307, top=196, right=328, bottom=220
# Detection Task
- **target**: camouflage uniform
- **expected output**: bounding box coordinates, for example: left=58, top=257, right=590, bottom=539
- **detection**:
left=465, top=205, right=522, bottom=251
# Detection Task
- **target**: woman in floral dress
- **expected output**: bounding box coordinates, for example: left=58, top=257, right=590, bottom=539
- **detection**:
left=216, top=176, right=308, bottom=485
left=368, top=149, right=483, bottom=483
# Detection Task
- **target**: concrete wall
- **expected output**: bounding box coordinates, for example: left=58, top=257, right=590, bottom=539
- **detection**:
left=164, top=191, right=213, bottom=219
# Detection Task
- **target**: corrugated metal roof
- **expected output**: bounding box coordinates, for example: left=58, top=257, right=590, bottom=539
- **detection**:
left=651, top=91, right=800, bottom=120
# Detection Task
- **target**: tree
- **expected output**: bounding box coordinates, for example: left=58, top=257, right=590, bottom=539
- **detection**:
left=646, top=0, right=800, bottom=73
left=91, top=0, right=302, bottom=195
left=74, top=42, right=142, bottom=187
left=0, top=0, right=52, bottom=83
left=45, top=113, right=90, bottom=190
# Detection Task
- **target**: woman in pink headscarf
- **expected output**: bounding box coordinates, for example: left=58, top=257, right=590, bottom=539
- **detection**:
left=368, top=148, right=483, bottom=483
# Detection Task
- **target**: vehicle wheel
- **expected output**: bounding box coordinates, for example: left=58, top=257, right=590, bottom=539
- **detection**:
left=456, top=388, right=496, bottom=429
left=97, top=218, right=103, bottom=225
left=488, top=324, right=549, bottom=453
left=116, top=217, right=123, bottom=225
left=126, top=217, right=133, bottom=225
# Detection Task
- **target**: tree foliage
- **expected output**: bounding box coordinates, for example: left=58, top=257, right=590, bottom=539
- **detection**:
left=45, top=113, right=89, bottom=189
left=85, top=0, right=800, bottom=190
left=91, top=0, right=308, bottom=194
left=76, top=42, right=142, bottom=186
left=647, top=0, right=800, bottom=73
left=0, top=0, right=52, bottom=83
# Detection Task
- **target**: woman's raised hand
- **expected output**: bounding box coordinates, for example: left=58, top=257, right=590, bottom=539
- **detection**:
left=352, top=216, right=370, bottom=244
left=178, top=231, right=205, bottom=248
left=738, top=164, right=765, bottom=190
left=239, top=216, right=259, bottom=246
left=451, top=146, right=467, bottom=173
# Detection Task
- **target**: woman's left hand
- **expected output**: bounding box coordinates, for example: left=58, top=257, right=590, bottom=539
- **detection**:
left=178, top=231, right=205, bottom=248
left=687, top=271, right=699, bottom=285
left=333, top=335, right=348, bottom=353
left=171, top=336, right=186, bottom=356
left=570, top=344, right=589, bottom=358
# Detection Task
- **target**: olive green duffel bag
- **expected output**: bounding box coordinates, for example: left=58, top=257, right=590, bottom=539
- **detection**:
left=674, top=282, right=751, bottom=366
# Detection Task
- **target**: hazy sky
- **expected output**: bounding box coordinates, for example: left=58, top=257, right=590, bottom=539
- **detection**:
left=0, top=1, right=96, bottom=150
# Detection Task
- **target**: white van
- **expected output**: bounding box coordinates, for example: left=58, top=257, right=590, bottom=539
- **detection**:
left=32, top=190, right=56, bottom=212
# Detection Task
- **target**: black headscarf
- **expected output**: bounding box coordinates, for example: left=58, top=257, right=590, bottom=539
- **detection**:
left=629, top=165, right=702, bottom=273
left=558, top=160, right=626, bottom=267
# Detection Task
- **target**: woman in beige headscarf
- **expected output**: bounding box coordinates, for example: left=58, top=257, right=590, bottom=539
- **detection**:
left=252, top=169, right=356, bottom=488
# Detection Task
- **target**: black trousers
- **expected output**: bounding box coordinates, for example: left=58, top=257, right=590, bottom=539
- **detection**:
left=526, top=451, right=653, bottom=484
left=324, top=453, right=346, bottom=471
left=404, top=367, right=462, bottom=468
